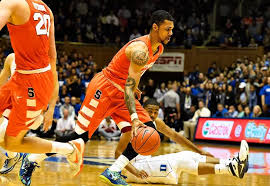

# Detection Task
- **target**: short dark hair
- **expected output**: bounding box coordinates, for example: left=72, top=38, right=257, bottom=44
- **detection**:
left=150, top=10, right=174, bottom=28
left=144, top=98, right=160, bottom=108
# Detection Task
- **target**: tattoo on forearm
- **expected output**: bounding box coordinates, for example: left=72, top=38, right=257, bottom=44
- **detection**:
left=131, top=50, right=149, bottom=66
left=125, top=77, right=136, bottom=115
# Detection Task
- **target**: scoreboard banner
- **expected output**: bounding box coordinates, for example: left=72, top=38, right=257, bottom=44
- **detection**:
left=195, top=117, right=270, bottom=144
left=149, top=52, right=184, bottom=72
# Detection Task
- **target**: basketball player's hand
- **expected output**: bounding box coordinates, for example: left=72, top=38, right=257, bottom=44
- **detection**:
left=135, top=170, right=148, bottom=179
left=131, top=118, right=146, bottom=140
left=43, top=109, right=54, bottom=132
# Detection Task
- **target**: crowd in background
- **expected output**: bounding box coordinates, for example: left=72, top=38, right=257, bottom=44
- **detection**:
left=140, top=53, right=270, bottom=140
left=213, top=1, right=270, bottom=49
left=0, top=0, right=213, bottom=47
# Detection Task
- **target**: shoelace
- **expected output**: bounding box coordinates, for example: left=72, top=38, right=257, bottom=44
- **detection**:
left=3, top=155, right=19, bottom=168
left=3, top=159, right=9, bottom=168
left=22, top=161, right=39, bottom=178
left=110, top=171, right=127, bottom=181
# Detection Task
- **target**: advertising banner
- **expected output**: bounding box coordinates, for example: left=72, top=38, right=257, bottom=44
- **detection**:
left=149, top=52, right=184, bottom=72
left=195, top=117, right=270, bottom=144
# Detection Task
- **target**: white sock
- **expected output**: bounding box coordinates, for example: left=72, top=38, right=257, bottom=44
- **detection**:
left=51, top=142, right=74, bottom=155
left=219, top=158, right=231, bottom=165
left=198, top=155, right=207, bottom=163
left=6, top=151, right=17, bottom=159
left=214, top=164, right=230, bottom=175
left=0, top=148, right=6, bottom=156
left=28, top=154, right=48, bottom=164
left=109, top=155, right=129, bottom=172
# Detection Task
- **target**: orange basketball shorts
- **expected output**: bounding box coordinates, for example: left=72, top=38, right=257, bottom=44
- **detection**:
left=0, top=71, right=54, bottom=137
left=75, top=72, right=151, bottom=138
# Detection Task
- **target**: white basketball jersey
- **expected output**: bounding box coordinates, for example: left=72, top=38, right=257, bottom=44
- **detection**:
left=127, top=154, right=179, bottom=185
left=10, top=58, right=16, bottom=76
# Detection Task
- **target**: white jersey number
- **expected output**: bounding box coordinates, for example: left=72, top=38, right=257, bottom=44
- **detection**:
left=33, top=13, right=51, bottom=37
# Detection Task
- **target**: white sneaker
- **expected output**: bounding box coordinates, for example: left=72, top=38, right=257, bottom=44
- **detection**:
left=66, top=138, right=85, bottom=177
left=228, top=140, right=249, bottom=179
left=239, top=140, right=249, bottom=162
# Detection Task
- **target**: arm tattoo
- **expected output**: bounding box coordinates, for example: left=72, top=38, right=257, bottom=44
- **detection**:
left=131, top=50, right=149, bottom=66
left=125, top=77, right=136, bottom=115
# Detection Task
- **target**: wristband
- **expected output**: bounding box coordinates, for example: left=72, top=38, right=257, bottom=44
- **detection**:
left=131, top=113, right=138, bottom=121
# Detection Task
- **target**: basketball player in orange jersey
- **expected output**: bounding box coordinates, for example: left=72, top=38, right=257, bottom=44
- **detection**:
left=0, top=53, right=25, bottom=174
left=0, top=0, right=85, bottom=185
left=77, top=10, right=174, bottom=186
left=13, top=10, right=173, bottom=186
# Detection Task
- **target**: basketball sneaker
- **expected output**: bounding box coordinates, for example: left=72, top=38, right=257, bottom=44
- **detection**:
left=19, top=154, right=39, bottom=186
left=66, top=138, right=85, bottom=177
left=99, top=168, right=130, bottom=186
left=228, top=140, right=249, bottom=179
left=0, top=153, right=24, bottom=174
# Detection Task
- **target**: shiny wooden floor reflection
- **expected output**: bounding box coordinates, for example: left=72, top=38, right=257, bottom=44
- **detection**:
left=0, top=140, right=270, bottom=186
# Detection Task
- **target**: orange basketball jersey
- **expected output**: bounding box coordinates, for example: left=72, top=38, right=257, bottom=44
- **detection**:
left=102, top=35, right=164, bottom=88
left=7, top=0, right=51, bottom=71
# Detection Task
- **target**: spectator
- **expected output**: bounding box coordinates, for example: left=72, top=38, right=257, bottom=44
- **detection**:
left=67, top=75, right=83, bottom=98
left=158, top=108, right=164, bottom=120
left=60, top=96, right=75, bottom=119
left=237, top=104, right=245, bottom=118
left=53, top=97, right=62, bottom=120
left=183, top=105, right=197, bottom=121
left=71, top=96, right=81, bottom=117
left=55, top=109, right=76, bottom=137
left=197, top=83, right=206, bottom=101
left=252, top=105, right=262, bottom=118
left=225, top=105, right=238, bottom=118
left=213, top=103, right=228, bottom=118
left=154, top=82, right=167, bottom=100
left=238, top=82, right=248, bottom=105
left=248, top=38, right=258, bottom=48
left=158, top=83, right=181, bottom=130
left=144, top=79, right=156, bottom=98
left=225, top=85, right=235, bottom=108
left=249, top=84, right=257, bottom=109
left=183, top=100, right=211, bottom=141
left=60, top=85, right=69, bottom=102
left=106, top=11, right=119, bottom=27
left=181, top=86, right=198, bottom=114
left=243, top=106, right=252, bottom=118
left=98, top=117, right=120, bottom=141
left=260, top=104, right=270, bottom=117
left=215, top=86, right=226, bottom=106
left=260, top=77, right=270, bottom=106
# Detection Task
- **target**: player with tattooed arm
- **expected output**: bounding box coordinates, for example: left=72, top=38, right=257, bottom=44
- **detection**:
left=19, top=9, right=173, bottom=186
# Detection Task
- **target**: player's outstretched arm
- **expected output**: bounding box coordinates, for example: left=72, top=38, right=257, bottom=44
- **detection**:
left=43, top=9, right=59, bottom=132
left=0, top=53, right=13, bottom=87
left=125, top=41, right=149, bottom=138
left=155, top=118, right=213, bottom=156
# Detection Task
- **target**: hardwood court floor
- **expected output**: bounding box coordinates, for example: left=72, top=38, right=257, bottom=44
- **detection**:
left=0, top=140, right=270, bottom=186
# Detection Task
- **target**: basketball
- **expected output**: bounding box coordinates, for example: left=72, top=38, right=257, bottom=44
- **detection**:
left=131, top=126, right=160, bottom=156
